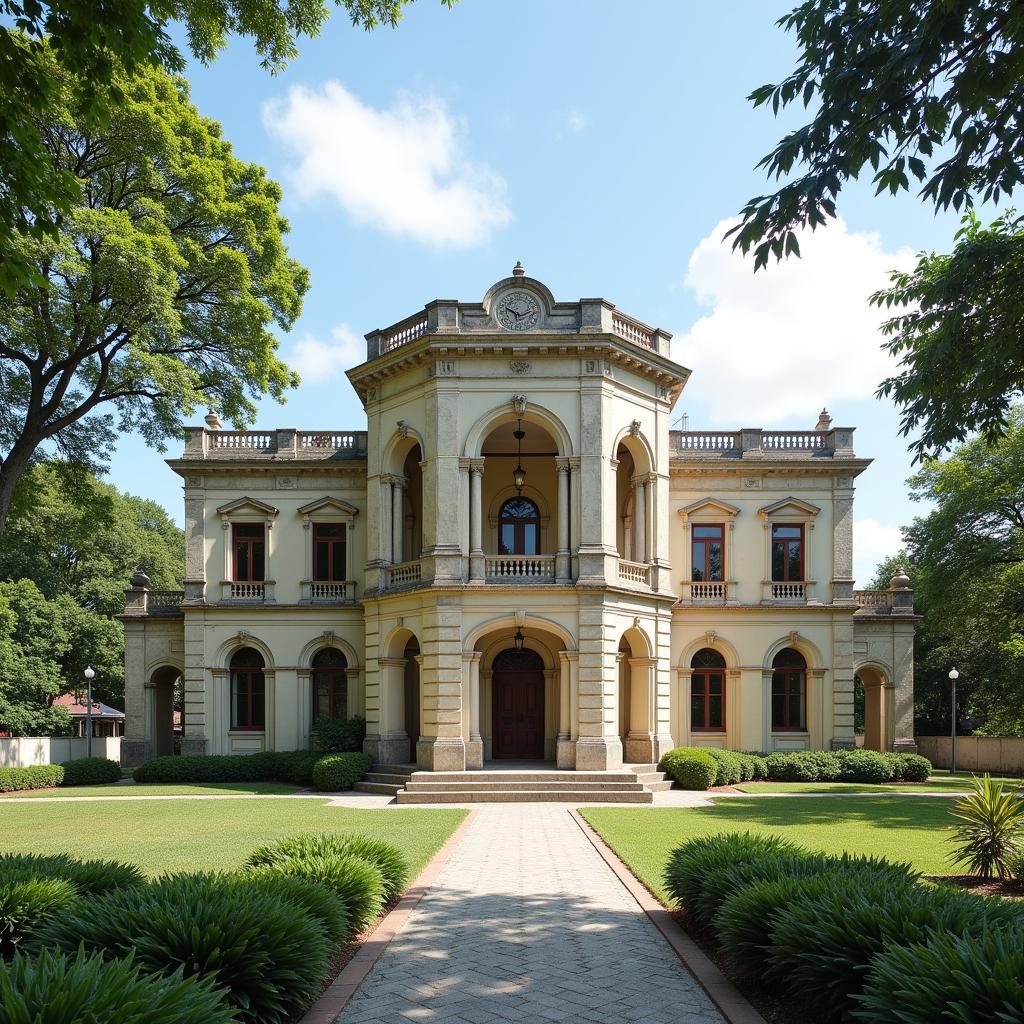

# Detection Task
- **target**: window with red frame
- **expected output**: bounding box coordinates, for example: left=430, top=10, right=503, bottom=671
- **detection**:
left=313, top=523, right=347, bottom=581
left=691, top=524, right=724, bottom=581
left=690, top=647, right=726, bottom=731
left=312, top=647, right=348, bottom=720
left=230, top=647, right=265, bottom=730
left=499, top=497, right=540, bottom=555
left=771, top=524, right=804, bottom=581
left=771, top=648, right=806, bottom=731
left=232, top=523, right=265, bottom=581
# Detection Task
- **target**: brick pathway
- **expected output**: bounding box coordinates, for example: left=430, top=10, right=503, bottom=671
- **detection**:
left=338, top=806, right=724, bottom=1024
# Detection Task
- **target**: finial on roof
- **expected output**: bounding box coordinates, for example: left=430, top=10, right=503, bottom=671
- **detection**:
left=815, top=407, right=832, bottom=431
left=512, top=261, right=525, bottom=278
left=204, top=407, right=222, bottom=430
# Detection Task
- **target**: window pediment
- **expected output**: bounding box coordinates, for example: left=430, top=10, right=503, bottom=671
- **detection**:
left=216, top=496, right=279, bottom=520
left=678, top=498, right=741, bottom=522
left=757, top=496, right=821, bottom=519
left=297, top=496, right=359, bottom=521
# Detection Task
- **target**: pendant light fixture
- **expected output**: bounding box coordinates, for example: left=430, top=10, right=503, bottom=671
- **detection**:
left=513, top=626, right=525, bottom=651
left=512, top=418, right=527, bottom=494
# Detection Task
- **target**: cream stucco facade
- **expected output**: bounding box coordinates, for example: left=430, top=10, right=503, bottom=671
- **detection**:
left=120, top=266, right=918, bottom=771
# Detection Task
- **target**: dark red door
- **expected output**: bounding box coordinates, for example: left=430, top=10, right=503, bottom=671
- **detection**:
left=492, top=671, right=545, bottom=759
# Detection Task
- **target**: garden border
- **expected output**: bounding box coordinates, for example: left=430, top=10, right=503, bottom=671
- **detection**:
left=569, top=808, right=767, bottom=1024
left=298, top=809, right=479, bottom=1024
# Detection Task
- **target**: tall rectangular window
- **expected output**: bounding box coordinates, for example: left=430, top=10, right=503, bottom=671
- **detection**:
left=691, top=524, right=724, bottom=582
left=232, top=523, right=265, bottom=582
left=313, top=523, right=347, bottom=581
left=771, top=524, right=803, bottom=581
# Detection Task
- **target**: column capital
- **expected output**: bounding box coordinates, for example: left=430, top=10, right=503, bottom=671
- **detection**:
left=378, top=657, right=407, bottom=669
left=555, top=457, right=572, bottom=473
left=629, top=656, right=658, bottom=668
left=558, top=649, right=579, bottom=663
left=462, top=650, right=483, bottom=664
left=630, top=473, right=648, bottom=488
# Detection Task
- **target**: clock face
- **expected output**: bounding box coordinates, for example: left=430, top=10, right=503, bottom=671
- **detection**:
left=496, top=290, right=541, bottom=331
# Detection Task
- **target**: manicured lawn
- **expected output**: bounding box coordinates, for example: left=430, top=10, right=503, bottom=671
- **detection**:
left=3, top=782, right=303, bottom=798
left=0, top=797, right=466, bottom=877
left=581, top=797, right=959, bottom=904
left=735, top=771, right=1024, bottom=795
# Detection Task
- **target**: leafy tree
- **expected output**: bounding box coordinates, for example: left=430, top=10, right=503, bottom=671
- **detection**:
left=873, top=211, right=1024, bottom=461
left=1, top=0, right=452, bottom=294
left=0, top=58, right=307, bottom=534
left=730, top=1, right=1024, bottom=268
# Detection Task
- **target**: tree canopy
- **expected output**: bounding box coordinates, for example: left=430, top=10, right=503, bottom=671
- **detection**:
left=730, top=1, right=1024, bottom=268
left=0, top=0, right=452, bottom=294
left=0, top=58, right=307, bottom=533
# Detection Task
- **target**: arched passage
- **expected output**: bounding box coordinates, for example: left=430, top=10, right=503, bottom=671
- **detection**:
left=381, top=436, right=423, bottom=566
left=618, top=626, right=657, bottom=764
left=614, top=432, right=653, bottom=564
left=856, top=665, right=890, bottom=751
left=377, top=627, right=420, bottom=765
left=149, top=665, right=181, bottom=758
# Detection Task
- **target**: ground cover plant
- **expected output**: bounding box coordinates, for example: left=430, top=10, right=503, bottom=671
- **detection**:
left=735, top=771, right=1024, bottom=794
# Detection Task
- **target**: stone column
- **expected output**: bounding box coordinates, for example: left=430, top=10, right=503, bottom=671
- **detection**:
left=464, top=651, right=483, bottom=769
left=415, top=600, right=466, bottom=771
left=892, top=620, right=918, bottom=752
left=624, top=656, right=658, bottom=763
left=632, top=475, right=645, bottom=563
left=469, top=459, right=485, bottom=582
left=380, top=478, right=393, bottom=565
left=555, top=458, right=571, bottom=582
left=645, top=472, right=656, bottom=565
left=377, top=658, right=410, bottom=764
left=575, top=598, right=624, bottom=770
left=556, top=650, right=578, bottom=768
left=391, top=476, right=405, bottom=564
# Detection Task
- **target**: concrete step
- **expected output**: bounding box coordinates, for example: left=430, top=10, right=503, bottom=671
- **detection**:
left=627, top=763, right=660, bottom=773
left=645, top=780, right=674, bottom=792
left=363, top=772, right=413, bottom=785
left=373, top=764, right=417, bottom=774
left=353, top=781, right=404, bottom=795
left=633, top=771, right=669, bottom=784
left=407, top=771, right=643, bottom=784
left=396, top=788, right=653, bottom=804
left=404, top=780, right=647, bottom=793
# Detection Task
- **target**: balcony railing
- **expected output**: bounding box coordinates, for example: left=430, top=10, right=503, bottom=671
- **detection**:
left=146, top=590, right=185, bottom=613
left=386, top=560, right=422, bottom=588
left=679, top=580, right=735, bottom=604
left=222, top=581, right=269, bottom=601
left=301, top=580, right=356, bottom=603
left=672, top=427, right=855, bottom=459
left=617, top=559, right=650, bottom=587
left=486, top=555, right=556, bottom=582
left=763, top=581, right=814, bottom=603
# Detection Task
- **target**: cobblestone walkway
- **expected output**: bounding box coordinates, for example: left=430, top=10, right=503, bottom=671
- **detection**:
left=338, top=806, right=724, bottom=1024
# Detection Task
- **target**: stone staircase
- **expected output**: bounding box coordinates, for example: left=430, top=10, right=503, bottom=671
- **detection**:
left=372, top=763, right=671, bottom=804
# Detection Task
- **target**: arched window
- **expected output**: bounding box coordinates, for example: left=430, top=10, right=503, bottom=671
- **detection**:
left=771, top=648, right=806, bottom=731
left=690, top=648, right=726, bottom=732
left=499, top=498, right=540, bottom=556
left=312, top=647, right=348, bottom=720
left=230, top=647, right=265, bottom=731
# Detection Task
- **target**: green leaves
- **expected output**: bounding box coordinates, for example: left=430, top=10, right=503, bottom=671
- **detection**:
left=947, top=773, right=1024, bottom=879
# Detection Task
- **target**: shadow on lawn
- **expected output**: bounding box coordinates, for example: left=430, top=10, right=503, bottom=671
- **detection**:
left=699, top=796, right=954, bottom=832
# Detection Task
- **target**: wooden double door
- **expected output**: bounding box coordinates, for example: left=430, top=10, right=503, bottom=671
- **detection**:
left=491, top=649, right=545, bottom=760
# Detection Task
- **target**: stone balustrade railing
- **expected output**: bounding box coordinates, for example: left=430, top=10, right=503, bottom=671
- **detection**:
left=672, top=427, right=855, bottom=458
left=184, top=428, right=367, bottom=460
left=301, top=580, right=356, bottom=603
left=763, top=581, right=814, bottom=603
left=486, top=555, right=556, bottom=581
left=617, top=559, right=650, bottom=587
left=679, top=580, right=735, bottom=604
left=386, top=560, right=422, bottom=588
left=147, top=590, right=185, bottom=612
left=611, top=313, right=654, bottom=349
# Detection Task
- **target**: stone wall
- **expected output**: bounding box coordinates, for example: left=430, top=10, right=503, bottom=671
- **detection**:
left=916, top=735, right=1024, bottom=774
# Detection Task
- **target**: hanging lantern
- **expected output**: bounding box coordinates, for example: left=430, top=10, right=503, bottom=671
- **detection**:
left=512, top=419, right=527, bottom=494
left=513, top=626, right=525, bottom=651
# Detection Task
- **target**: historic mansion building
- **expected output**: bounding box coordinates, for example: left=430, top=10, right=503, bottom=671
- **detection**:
left=121, top=265, right=917, bottom=773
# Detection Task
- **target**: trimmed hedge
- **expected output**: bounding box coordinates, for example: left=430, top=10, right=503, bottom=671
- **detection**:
left=134, top=749, right=328, bottom=785
left=0, top=877, right=77, bottom=958
left=834, top=749, right=892, bottom=784
left=0, top=948, right=235, bottom=1024
left=0, top=853, right=145, bottom=897
left=0, top=764, right=63, bottom=792
left=34, top=872, right=331, bottom=1024
left=895, top=752, right=932, bottom=783
left=310, top=715, right=367, bottom=753
left=252, top=853, right=386, bottom=935
left=311, top=752, right=372, bottom=791
left=660, top=748, right=717, bottom=790
left=59, top=757, right=123, bottom=786
left=247, top=833, right=409, bottom=899
left=765, top=750, right=842, bottom=782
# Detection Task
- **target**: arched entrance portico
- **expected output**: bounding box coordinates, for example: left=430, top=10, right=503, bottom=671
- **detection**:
left=148, top=665, right=181, bottom=757
left=856, top=665, right=892, bottom=751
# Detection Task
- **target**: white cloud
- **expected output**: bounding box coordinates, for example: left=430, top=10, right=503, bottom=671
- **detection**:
left=675, top=217, right=915, bottom=425
left=854, top=518, right=905, bottom=586
left=565, top=110, right=588, bottom=133
left=263, top=82, right=509, bottom=248
left=288, top=323, right=364, bottom=381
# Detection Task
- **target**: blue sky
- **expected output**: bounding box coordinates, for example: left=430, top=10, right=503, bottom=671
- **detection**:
left=108, top=0, right=971, bottom=584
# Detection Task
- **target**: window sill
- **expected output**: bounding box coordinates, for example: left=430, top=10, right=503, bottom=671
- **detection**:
left=770, top=730, right=809, bottom=736
left=228, top=729, right=266, bottom=735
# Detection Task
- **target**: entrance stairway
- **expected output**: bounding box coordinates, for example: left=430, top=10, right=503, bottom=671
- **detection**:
left=354, top=763, right=671, bottom=804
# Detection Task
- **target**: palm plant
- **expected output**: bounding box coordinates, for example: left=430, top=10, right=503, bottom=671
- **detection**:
left=947, top=774, right=1024, bottom=879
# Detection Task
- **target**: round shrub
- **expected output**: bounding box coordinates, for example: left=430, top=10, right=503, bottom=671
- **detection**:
left=765, top=750, right=841, bottom=783
left=0, top=764, right=63, bottom=792
left=896, top=752, right=932, bottom=783
left=59, top=757, right=123, bottom=787
left=857, top=926, right=1024, bottom=1024
left=834, top=748, right=892, bottom=784
left=33, top=872, right=331, bottom=1024
left=231, top=870, right=349, bottom=944
left=0, top=947, right=235, bottom=1024
left=0, top=852, right=145, bottom=896
left=247, top=833, right=409, bottom=899
left=0, top=877, right=77, bottom=958
left=660, top=748, right=716, bottom=790
left=254, top=854, right=386, bottom=935
left=311, top=752, right=372, bottom=791
left=663, top=831, right=802, bottom=910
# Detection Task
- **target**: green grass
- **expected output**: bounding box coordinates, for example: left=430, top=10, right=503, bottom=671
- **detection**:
left=0, top=797, right=466, bottom=877
left=581, top=797, right=959, bottom=904
left=735, top=772, right=1024, bottom=795
left=4, top=782, right=304, bottom=798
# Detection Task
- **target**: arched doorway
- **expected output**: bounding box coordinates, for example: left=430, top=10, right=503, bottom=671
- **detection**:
left=491, top=648, right=545, bottom=759
left=311, top=648, right=348, bottom=720
left=856, top=666, right=889, bottom=751
left=403, top=637, right=421, bottom=754
left=149, top=665, right=181, bottom=757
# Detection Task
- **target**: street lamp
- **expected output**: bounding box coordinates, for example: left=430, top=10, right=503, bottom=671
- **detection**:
left=948, top=668, right=959, bottom=774
left=84, top=666, right=95, bottom=758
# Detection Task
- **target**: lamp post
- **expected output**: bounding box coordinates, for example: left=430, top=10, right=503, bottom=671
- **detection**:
left=84, top=666, right=95, bottom=758
left=948, top=668, right=959, bottom=774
